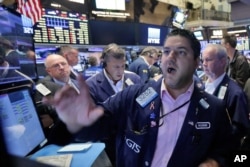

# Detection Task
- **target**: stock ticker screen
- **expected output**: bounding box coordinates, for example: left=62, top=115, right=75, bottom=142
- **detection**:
left=33, top=8, right=89, bottom=44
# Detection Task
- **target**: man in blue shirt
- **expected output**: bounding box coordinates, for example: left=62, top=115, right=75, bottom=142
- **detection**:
left=83, top=56, right=102, bottom=80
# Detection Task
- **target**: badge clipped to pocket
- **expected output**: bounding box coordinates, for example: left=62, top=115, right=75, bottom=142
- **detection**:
left=136, top=87, right=158, bottom=108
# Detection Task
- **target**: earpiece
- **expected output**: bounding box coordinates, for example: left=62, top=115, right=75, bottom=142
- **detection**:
left=101, top=43, right=117, bottom=68
left=100, top=52, right=107, bottom=68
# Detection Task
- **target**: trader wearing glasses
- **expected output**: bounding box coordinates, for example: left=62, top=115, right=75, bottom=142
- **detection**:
left=35, top=54, right=78, bottom=144
left=44, top=29, right=235, bottom=167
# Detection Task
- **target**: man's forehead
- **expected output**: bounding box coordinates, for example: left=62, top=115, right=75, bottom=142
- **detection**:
left=164, top=36, right=190, bottom=47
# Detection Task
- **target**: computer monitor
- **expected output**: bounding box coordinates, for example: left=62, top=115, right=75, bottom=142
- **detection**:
left=0, top=5, right=37, bottom=89
left=0, top=86, right=47, bottom=157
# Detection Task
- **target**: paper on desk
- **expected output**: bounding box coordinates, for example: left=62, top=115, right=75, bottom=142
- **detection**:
left=36, top=154, right=72, bottom=167
left=57, top=143, right=92, bottom=153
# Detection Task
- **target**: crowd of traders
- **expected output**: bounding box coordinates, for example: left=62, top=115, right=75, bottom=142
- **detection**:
left=30, top=28, right=250, bottom=167
left=30, top=29, right=250, bottom=167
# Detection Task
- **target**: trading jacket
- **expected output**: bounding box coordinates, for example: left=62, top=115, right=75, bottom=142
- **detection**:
left=99, top=78, right=233, bottom=167
left=212, top=74, right=250, bottom=146
left=227, top=50, right=250, bottom=88
left=86, top=70, right=141, bottom=103
left=128, top=56, right=150, bottom=83
left=80, top=70, right=141, bottom=164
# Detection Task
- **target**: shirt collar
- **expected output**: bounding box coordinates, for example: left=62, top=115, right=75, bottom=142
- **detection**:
left=205, top=73, right=226, bottom=94
left=160, top=79, right=194, bottom=100
left=103, top=69, right=124, bottom=86
left=53, top=78, right=70, bottom=86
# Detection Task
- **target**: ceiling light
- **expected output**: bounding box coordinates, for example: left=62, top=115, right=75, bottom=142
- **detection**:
left=227, top=30, right=247, bottom=34
left=69, top=0, right=84, bottom=4
left=51, top=3, right=61, bottom=8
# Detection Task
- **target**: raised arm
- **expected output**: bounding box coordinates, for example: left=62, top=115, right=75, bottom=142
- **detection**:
left=43, top=75, right=104, bottom=133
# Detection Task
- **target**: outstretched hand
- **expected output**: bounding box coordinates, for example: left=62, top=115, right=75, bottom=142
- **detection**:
left=42, top=75, right=104, bottom=133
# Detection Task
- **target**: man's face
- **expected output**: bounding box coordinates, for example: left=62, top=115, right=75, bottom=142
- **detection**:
left=46, top=56, right=71, bottom=82
left=161, top=35, right=198, bottom=90
left=65, top=49, right=79, bottom=66
left=202, top=47, right=225, bottom=80
left=149, top=52, right=159, bottom=65
left=105, top=56, right=126, bottom=81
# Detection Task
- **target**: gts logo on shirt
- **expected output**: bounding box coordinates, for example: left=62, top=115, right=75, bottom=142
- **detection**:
left=126, top=138, right=141, bottom=153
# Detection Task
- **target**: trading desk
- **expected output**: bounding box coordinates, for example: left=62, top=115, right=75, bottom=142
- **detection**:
left=30, top=142, right=105, bottom=167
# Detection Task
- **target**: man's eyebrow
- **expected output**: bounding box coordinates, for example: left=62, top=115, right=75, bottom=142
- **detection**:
left=163, top=46, right=188, bottom=50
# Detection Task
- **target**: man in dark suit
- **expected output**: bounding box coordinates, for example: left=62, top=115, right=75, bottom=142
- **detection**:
left=44, top=29, right=237, bottom=167
left=83, top=43, right=141, bottom=165
left=128, top=46, right=159, bottom=83
left=202, top=43, right=250, bottom=147
left=35, top=54, right=77, bottom=144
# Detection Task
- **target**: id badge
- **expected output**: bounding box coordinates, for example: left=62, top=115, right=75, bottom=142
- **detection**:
left=136, top=87, right=158, bottom=108
left=218, top=86, right=227, bottom=100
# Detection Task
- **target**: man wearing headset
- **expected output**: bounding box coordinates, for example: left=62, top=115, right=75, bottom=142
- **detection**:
left=44, top=29, right=236, bottom=167
left=80, top=43, right=141, bottom=165
left=128, top=46, right=159, bottom=83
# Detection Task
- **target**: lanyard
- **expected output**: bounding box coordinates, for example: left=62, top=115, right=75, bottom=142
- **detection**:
left=157, top=100, right=191, bottom=126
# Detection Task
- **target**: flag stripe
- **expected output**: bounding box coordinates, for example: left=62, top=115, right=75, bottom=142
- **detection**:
left=17, top=0, right=42, bottom=25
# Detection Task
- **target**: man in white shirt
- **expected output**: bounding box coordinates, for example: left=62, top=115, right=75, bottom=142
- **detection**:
left=202, top=44, right=250, bottom=148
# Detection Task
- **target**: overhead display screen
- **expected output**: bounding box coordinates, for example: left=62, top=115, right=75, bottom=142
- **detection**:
left=137, top=23, right=168, bottom=46
left=33, top=8, right=89, bottom=44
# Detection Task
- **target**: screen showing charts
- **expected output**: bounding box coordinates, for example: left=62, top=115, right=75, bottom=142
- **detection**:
left=33, top=8, right=89, bottom=44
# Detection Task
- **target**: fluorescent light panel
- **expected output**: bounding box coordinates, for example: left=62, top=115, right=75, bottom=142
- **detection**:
left=69, top=0, right=85, bottom=4
left=227, top=30, right=247, bottom=34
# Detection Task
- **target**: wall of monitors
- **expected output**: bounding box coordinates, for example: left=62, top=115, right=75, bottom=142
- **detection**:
left=33, top=8, right=89, bottom=44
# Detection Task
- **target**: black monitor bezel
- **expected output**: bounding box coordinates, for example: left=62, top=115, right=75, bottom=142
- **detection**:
left=0, top=5, right=38, bottom=90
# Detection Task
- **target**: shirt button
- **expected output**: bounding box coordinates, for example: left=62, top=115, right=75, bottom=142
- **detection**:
left=145, top=161, right=149, bottom=166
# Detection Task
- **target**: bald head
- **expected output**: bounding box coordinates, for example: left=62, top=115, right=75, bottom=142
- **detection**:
left=45, top=54, right=71, bottom=83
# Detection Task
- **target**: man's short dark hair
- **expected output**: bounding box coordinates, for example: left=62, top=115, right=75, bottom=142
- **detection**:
left=101, top=43, right=125, bottom=63
left=88, top=56, right=98, bottom=66
left=222, top=34, right=237, bottom=48
left=166, top=28, right=201, bottom=59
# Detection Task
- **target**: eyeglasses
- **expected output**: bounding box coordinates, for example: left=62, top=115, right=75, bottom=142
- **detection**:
left=130, top=100, right=190, bottom=135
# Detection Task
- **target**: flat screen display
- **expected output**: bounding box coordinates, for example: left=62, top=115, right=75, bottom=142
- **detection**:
left=137, top=23, right=168, bottom=46
left=0, top=86, right=47, bottom=157
left=89, top=20, right=136, bottom=45
left=95, top=0, right=125, bottom=10
left=33, top=8, right=89, bottom=44
left=0, top=5, right=37, bottom=88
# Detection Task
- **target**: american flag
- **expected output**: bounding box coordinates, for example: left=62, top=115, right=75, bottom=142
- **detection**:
left=16, top=0, right=42, bottom=25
